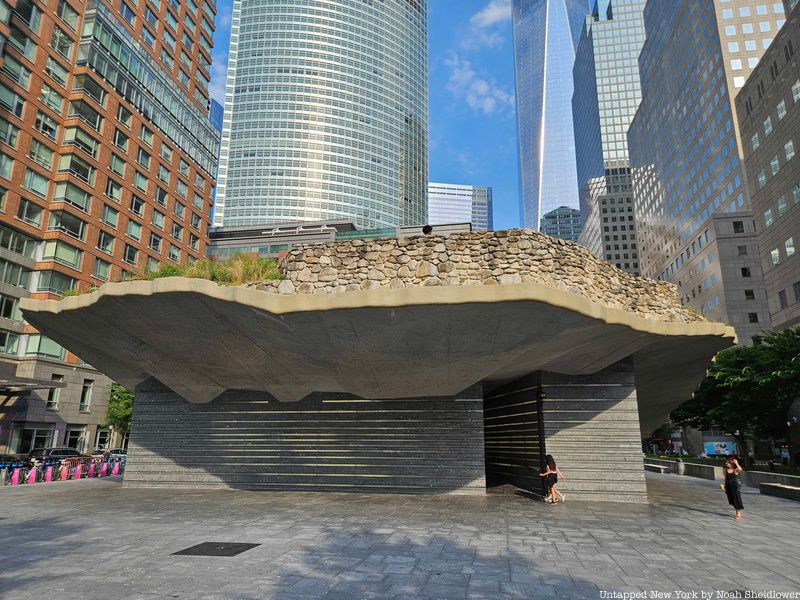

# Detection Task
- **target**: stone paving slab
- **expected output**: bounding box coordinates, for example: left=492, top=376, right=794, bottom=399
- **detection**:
left=0, top=473, right=798, bottom=599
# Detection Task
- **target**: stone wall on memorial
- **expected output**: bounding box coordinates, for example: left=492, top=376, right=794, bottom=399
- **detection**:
left=250, top=229, right=702, bottom=323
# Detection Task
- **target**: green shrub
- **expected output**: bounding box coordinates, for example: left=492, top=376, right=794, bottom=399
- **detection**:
left=135, top=253, right=283, bottom=285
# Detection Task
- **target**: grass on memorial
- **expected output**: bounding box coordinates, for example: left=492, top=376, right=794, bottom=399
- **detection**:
left=61, top=253, right=283, bottom=297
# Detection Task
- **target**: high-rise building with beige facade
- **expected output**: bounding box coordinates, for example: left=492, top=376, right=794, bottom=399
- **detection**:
left=0, top=0, right=219, bottom=454
left=628, top=0, right=786, bottom=342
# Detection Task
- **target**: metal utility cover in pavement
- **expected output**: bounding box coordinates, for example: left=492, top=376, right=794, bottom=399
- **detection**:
left=172, top=542, right=260, bottom=557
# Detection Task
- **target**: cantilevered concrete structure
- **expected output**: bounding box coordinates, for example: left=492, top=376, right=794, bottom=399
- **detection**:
left=21, top=230, right=735, bottom=502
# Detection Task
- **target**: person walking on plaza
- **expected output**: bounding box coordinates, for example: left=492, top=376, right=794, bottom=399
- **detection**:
left=724, top=453, right=744, bottom=520
left=539, top=454, right=566, bottom=504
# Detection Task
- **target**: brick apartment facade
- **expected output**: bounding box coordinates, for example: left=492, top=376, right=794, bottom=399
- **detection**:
left=0, top=0, right=219, bottom=454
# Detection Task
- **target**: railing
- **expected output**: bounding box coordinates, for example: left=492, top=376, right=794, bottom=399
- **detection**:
left=0, top=457, right=126, bottom=486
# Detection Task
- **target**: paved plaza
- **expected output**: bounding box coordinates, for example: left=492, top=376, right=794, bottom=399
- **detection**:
left=1, top=473, right=798, bottom=600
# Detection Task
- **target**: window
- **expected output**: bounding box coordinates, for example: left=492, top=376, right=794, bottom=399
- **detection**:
left=795, top=281, right=800, bottom=302
left=0, top=118, right=19, bottom=148
left=23, top=169, right=48, bottom=197
left=0, top=224, right=38, bottom=259
left=54, top=182, right=90, bottom=212
left=786, top=140, right=795, bottom=161
left=119, top=2, right=135, bottom=26
left=160, top=48, right=174, bottom=70
left=748, top=313, right=759, bottom=324
left=737, top=245, right=748, bottom=256
left=158, top=164, right=170, bottom=184
left=14, top=0, right=40, bottom=31
left=191, top=213, right=202, bottom=229
left=117, top=105, right=132, bottom=128
left=39, top=84, right=64, bottom=113
left=35, top=112, right=58, bottom=140
left=787, top=238, right=796, bottom=257
left=26, top=335, right=65, bottom=360
left=171, top=223, right=183, bottom=241
left=137, top=148, right=150, bottom=169
left=733, top=221, right=744, bottom=233
left=149, top=232, right=162, bottom=252
left=68, top=100, right=102, bottom=130
left=777, top=100, right=787, bottom=120
left=109, top=153, right=126, bottom=177
left=156, top=187, right=168, bottom=206
left=174, top=202, right=185, bottom=219
left=751, top=133, right=760, bottom=151
left=97, top=230, right=114, bottom=255
left=741, top=267, right=752, bottom=278
left=123, top=244, right=138, bottom=265
left=160, top=144, right=173, bottom=162
left=179, top=160, right=189, bottom=176
left=779, top=290, right=788, bottom=310
left=144, top=5, right=157, bottom=26
left=771, top=249, right=781, bottom=265
left=50, top=27, right=73, bottom=60
left=43, top=239, right=82, bottom=269
left=101, top=204, right=118, bottom=227
left=146, top=257, right=160, bottom=273
left=63, top=127, right=97, bottom=158
left=28, top=140, right=53, bottom=168
left=17, top=199, right=42, bottom=226
left=189, top=233, right=199, bottom=251
left=794, top=80, right=800, bottom=103
left=168, top=244, right=180, bottom=262
left=177, top=180, right=188, bottom=197
left=130, top=195, right=145, bottom=217
left=105, top=178, right=122, bottom=202
left=757, top=170, right=767, bottom=189
left=79, top=380, right=93, bottom=411
left=0, top=330, right=19, bottom=355
left=195, top=174, right=204, bottom=190
left=764, top=116, right=773, bottom=136
left=48, top=210, right=85, bottom=240
left=57, top=0, right=78, bottom=29
left=134, top=172, right=148, bottom=192
left=8, top=23, right=36, bottom=61
left=152, top=211, right=165, bottom=229
left=46, top=374, right=63, bottom=409
left=140, top=126, right=153, bottom=146
left=764, top=208, right=774, bottom=227
left=2, top=55, right=30, bottom=88
left=771, top=156, right=780, bottom=176
left=113, top=129, right=129, bottom=151
left=778, top=196, right=788, bottom=216
left=126, top=220, right=141, bottom=241
left=0, top=151, right=13, bottom=180
left=745, top=289, right=755, bottom=300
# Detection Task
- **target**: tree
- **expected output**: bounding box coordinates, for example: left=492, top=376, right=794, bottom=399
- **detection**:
left=671, top=327, right=800, bottom=464
left=106, top=384, right=134, bottom=432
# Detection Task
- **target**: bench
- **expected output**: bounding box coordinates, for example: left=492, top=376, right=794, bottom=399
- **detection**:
left=759, top=483, right=800, bottom=501
left=644, top=464, right=671, bottom=474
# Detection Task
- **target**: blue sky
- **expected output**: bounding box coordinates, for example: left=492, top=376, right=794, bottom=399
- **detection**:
left=209, top=0, right=520, bottom=230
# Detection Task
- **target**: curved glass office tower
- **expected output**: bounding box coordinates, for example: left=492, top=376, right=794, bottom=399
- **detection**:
left=215, top=0, right=428, bottom=229
left=513, top=0, right=590, bottom=232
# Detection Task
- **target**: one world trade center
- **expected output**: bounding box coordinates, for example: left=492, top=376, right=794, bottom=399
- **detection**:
left=512, top=0, right=590, bottom=232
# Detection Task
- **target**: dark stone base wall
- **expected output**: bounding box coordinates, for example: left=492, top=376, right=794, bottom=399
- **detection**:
left=125, top=379, right=486, bottom=494
left=484, top=360, right=647, bottom=503
left=541, top=360, right=647, bottom=503
left=483, top=374, right=544, bottom=496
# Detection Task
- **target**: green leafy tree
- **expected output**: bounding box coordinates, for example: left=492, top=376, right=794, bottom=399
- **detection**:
left=671, top=327, right=800, bottom=464
left=106, top=384, right=134, bottom=432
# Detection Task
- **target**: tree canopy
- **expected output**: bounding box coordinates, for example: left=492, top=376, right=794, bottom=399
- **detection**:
left=671, top=327, right=800, bottom=443
left=106, top=384, right=134, bottom=432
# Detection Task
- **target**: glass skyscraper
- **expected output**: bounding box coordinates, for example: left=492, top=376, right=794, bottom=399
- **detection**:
left=572, top=0, right=646, bottom=275
left=512, top=0, right=590, bottom=233
left=215, top=0, right=428, bottom=229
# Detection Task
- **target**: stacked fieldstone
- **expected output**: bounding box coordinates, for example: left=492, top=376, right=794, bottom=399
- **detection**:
left=251, top=229, right=703, bottom=323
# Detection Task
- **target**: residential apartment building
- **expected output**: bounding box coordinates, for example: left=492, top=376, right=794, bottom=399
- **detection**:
left=573, top=0, right=646, bottom=275
left=736, top=0, right=800, bottom=330
left=0, top=0, right=219, bottom=454
left=214, top=0, right=428, bottom=229
left=628, top=0, right=785, bottom=342
left=512, top=0, right=590, bottom=233
left=428, top=183, right=493, bottom=231
left=539, top=206, right=581, bottom=243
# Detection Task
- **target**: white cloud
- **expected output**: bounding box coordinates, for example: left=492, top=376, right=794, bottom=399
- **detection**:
left=470, top=0, right=512, bottom=29
left=209, top=59, right=228, bottom=105
left=445, top=53, right=514, bottom=116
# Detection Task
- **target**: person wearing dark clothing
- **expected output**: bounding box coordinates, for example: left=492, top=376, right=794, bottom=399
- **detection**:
left=539, top=454, right=566, bottom=504
left=724, top=454, right=744, bottom=520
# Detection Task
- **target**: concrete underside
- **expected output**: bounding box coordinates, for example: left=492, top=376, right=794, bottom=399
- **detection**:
left=20, top=278, right=735, bottom=434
